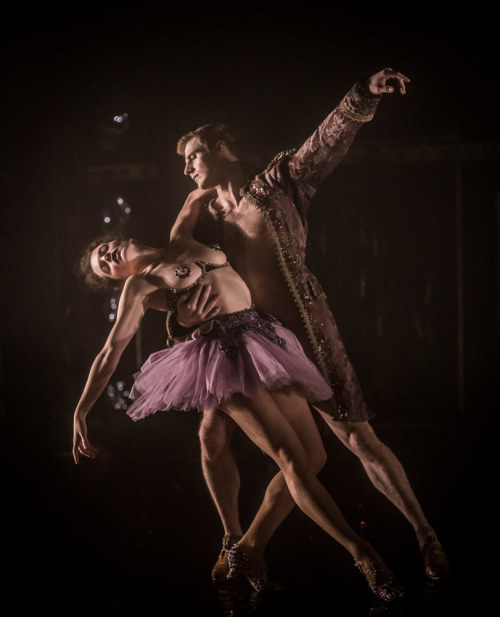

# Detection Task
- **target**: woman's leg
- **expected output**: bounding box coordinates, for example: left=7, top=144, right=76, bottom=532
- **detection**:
left=221, top=388, right=327, bottom=570
left=198, top=407, right=242, bottom=537
left=198, top=407, right=246, bottom=580
left=220, top=389, right=402, bottom=598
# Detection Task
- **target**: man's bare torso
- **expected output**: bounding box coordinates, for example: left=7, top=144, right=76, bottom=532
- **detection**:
left=208, top=198, right=316, bottom=360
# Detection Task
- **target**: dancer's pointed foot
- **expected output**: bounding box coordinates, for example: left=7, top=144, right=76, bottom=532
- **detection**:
left=227, top=543, right=284, bottom=592
left=354, top=555, right=404, bottom=602
left=211, top=534, right=242, bottom=581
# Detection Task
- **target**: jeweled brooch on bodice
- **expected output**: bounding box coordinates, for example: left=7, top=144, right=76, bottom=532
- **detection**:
left=174, top=265, right=191, bottom=279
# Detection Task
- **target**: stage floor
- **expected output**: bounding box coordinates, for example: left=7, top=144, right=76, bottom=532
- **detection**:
left=1, top=409, right=493, bottom=616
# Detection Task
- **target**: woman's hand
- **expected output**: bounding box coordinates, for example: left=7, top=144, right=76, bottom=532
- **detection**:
left=368, top=67, right=410, bottom=95
left=73, top=411, right=98, bottom=464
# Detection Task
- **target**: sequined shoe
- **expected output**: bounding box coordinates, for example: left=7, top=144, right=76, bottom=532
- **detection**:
left=227, top=544, right=284, bottom=592
left=354, top=557, right=405, bottom=602
left=211, top=534, right=242, bottom=581
left=420, top=532, right=450, bottom=580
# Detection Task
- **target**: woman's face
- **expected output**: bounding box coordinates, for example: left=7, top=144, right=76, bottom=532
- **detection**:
left=90, top=239, right=138, bottom=281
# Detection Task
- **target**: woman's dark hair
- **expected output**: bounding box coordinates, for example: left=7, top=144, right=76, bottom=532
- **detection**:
left=75, top=233, right=126, bottom=292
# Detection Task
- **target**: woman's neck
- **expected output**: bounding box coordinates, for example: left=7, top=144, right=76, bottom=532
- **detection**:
left=138, top=246, right=169, bottom=274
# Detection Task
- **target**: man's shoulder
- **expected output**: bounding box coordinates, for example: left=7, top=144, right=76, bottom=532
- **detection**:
left=261, top=148, right=297, bottom=174
left=186, top=188, right=217, bottom=207
left=244, top=149, right=298, bottom=191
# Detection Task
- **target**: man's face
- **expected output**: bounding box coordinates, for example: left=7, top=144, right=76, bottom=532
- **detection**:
left=183, top=137, right=223, bottom=189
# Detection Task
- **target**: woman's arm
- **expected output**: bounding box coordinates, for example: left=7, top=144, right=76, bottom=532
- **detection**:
left=72, top=276, right=152, bottom=463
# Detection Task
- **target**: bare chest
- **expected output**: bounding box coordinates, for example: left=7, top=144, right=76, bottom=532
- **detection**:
left=218, top=204, right=272, bottom=267
left=223, top=201, right=266, bottom=240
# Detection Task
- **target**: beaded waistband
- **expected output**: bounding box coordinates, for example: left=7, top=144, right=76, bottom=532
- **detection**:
left=196, top=309, right=286, bottom=358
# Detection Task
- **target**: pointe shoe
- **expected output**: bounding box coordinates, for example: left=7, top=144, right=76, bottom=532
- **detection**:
left=354, top=558, right=405, bottom=602
left=211, top=534, right=242, bottom=581
left=227, top=544, right=284, bottom=592
left=420, top=532, right=451, bottom=580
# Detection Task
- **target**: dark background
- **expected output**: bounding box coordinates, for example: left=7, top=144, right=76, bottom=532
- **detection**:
left=1, top=4, right=498, bottom=615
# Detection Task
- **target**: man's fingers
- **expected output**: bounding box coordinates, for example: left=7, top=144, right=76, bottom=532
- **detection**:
left=180, top=284, right=203, bottom=307
left=382, top=68, right=410, bottom=94
left=178, top=284, right=211, bottom=310
left=204, top=305, right=222, bottom=320
left=195, top=284, right=213, bottom=310
left=176, top=284, right=221, bottom=327
left=200, top=293, right=221, bottom=316
left=383, top=67, right=410, bottom=81
left=184, top=285, right=220, bottom=315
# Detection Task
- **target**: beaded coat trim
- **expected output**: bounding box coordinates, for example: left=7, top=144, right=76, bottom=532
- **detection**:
left=338, top=81, right=381, bottom=122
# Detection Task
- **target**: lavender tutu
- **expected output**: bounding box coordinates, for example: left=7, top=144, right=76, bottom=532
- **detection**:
left=127, top=309, right=333, bottom=421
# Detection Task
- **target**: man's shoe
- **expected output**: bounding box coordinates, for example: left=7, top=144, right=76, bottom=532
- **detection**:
left=421, top=532, right=451, bottom=580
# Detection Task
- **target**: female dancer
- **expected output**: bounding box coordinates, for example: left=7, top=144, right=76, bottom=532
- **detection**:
left=72, top=195, right=404, bottom=602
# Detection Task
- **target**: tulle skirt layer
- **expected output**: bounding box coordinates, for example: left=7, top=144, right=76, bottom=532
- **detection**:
left=127, top=309, right=332, bottom=421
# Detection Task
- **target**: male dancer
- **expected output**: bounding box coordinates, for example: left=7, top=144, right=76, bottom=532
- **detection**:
left=169, top=67, right=450, bottom=582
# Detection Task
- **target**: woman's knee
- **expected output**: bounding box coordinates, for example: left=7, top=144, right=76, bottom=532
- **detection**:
left=308, top=442, right=327, bottom=474
left=275, top=444, right=316, bottom=482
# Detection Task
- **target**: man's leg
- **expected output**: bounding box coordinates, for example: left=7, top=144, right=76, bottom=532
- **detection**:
left=317, top=412, right=450, bottom=579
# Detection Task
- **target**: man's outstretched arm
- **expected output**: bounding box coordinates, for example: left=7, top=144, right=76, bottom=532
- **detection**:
left=284, top=67, right=410, bottom=207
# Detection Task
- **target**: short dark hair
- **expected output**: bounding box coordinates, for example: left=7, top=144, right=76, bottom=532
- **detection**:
left=176, top=123, right=241, bottom=157
left=75, top=233, right=125, bottom=292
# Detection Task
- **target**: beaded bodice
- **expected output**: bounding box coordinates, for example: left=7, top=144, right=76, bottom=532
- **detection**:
left=165, top=258, right=229, bottom=309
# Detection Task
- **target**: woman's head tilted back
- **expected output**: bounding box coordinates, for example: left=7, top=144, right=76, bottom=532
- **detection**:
left=77, top=234, right=125, bottom=292
left=76, top=235, right=163, bottom=291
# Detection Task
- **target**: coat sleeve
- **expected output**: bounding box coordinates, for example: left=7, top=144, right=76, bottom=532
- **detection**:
left=282, top=80, right=382, bottom=216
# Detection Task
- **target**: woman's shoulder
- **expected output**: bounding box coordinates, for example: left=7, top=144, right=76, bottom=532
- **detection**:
left=122, top=272, right=161, bottom=298
left=175, top=236, right=228, bottom=265
left=121, top=273, right=172, bottom=312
